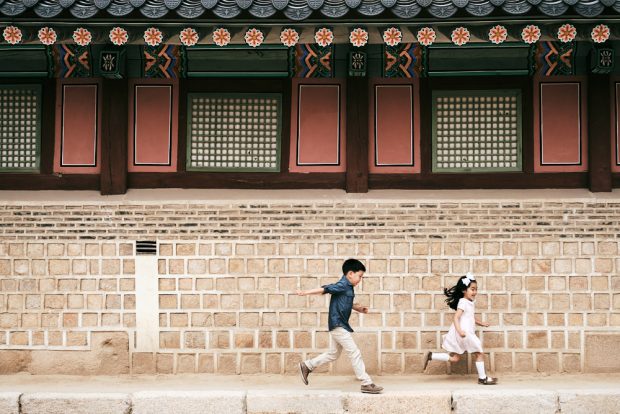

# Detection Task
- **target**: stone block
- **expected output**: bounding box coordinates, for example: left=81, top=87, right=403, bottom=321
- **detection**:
left=20, top=393, right=130, bottom=414
left=0, top=392, right=20, bottom=414
left=559, top=390, right=620, bottom=414
left=247, top=391, right=343, bottom=414
left=585, top=334, right=620, bottom=372
left=132, top=391, right=245, bottom=414
left=344, top=391, right=451, bottom=414
left=452, top=389, right=557, bottom=414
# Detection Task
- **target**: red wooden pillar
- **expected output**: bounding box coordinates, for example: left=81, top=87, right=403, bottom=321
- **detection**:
left=346, top=76, right=369, bottom=193
left=100, top=78, right=129, bottom=195
left=587, top=74, right=612, bottom=192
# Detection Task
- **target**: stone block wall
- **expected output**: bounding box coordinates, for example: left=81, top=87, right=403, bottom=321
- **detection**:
left=0, top=196, right=619, bottom=374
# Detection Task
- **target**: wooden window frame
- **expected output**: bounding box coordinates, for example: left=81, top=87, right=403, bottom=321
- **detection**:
left=128, top=78, right=345, bottom=189
left=0, top=78, right=98, bottom=190
left=369, top=76, right=590, bottom=190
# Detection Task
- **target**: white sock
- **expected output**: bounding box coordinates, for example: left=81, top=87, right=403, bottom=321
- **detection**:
left=432, top=353, right=450, bottom=362
left=475, top=361, right=486, bottom=379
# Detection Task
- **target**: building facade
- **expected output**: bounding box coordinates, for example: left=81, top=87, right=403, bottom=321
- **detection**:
left=0, top=1, right=619, bottom=375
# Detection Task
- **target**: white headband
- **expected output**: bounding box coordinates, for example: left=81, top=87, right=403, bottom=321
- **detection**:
left=462, top=272, right=476, bottom=286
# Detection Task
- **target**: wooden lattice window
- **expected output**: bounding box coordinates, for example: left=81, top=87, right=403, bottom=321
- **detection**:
left=0, top=85, right=41, bottom=172
left=186, top=93, right=282, bottom=172
left=432, top=90, right=522, bottom=173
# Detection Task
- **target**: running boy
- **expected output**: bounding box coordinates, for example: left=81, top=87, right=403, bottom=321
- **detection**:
left=296, top=258, right=383, bottom=394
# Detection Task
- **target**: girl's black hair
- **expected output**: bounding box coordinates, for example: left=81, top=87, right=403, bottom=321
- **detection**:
left=444, top=275, right=477, bottom=310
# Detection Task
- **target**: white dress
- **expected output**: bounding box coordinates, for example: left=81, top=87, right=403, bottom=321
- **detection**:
left=442, top=298, right=483, bottom=354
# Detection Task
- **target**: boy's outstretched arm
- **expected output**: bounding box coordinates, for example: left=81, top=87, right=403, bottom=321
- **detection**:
left=353, top=303, right=369, bottom=313
left=296, top=287, right=325, bottom=296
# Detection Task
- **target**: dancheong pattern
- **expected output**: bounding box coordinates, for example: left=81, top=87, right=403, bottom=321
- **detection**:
left=142, top=44, right=182, bottom=79
left=384, top=43, right=423, bottom=78
left=294, top=43, right=333, bottom=78
left=52, top=44, right=92, bottom=78
left=535, top=41, right=576, bottom=77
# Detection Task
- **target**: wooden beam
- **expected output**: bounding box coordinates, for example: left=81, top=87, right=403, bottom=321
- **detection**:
left=587, top=74, right=612, bottom=192
left=128, top=172, right=345, bottom=189
left=100, top=78, right=129, bottom=195
left=40, top=78, right=56, bottom=175
left=345, top=76, right=369, bottom=193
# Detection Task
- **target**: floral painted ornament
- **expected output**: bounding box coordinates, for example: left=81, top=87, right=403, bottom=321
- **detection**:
left=245, top=28, right=264, bottom=48
left=591, top=24, right=610, bottom=44
left=180, top=27, right=199, bottom=47
left=73, top=27, right=92, bottom=47
left=280, top=28, right=299, bottom=48
left=451, top=27, right=470, bottom=46
left=109, top=27, right=128, bottom=46
left=521, top=25, right=541, bottom=44
left=557, top=24, right=576, bottom=43
left=3, top=26, right=22, bottom=45
left=315, top=27, right=333, bottom=47
left=383, top=27, right=402, bottom=47
left=349, top=28, right=368, bottom=48
left=144, top=27, right=163, bottom=47
left=416, top=27, right=436, bottom=47
left=488, top=25, right=507, bottom=45
left=213, top=28, right=231, bottom=47
left=38, top=27, right=57, bottom=46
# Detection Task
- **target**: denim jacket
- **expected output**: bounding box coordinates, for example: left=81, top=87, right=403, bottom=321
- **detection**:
left=322, top=275, right=355, bottom=332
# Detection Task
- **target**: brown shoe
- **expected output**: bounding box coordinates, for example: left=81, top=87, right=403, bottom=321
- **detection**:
left=361, top=383, right=384, bottom=394
left=422, top=352, right=432, bottom=372
left=299, top=362, right=311, bottom=385
left=478, top=377, right=498, bottom=385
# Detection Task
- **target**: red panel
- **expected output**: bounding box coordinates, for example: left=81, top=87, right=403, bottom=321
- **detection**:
left=54, top=81, right=101, bottom=174
left=375, top=85, right=413, bottom=166
left=541, top=83, right=581, bottom=165
left=134, top=86, right=172, bottom=165
left=61, top=85, right=97, bottom=166
left=128, top=80, right=178, bottom=173
left=298, top=85, right=340, bottom=165
left=289, top=79, right=345, bottom=173
left=534, top=80, right=587, bottom=172
left=614, top=83, right=620, bottom=172
left=369, top=79, right=420, bottom=174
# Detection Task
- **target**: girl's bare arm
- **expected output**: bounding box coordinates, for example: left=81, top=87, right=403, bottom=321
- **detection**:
left=453, top=309, right=466, bottom=336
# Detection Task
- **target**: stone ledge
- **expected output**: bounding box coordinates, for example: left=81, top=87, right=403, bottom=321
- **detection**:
left=452, top=389, right=558, bottom=414
left=343, top=390, right=452, bottom=414
left=131, top=391, right=246, bottom=414
left=0, top=392, right=20, bottom=414
left=246, top=390, right=343, bottom=414
left=1, top=387, right=620, bottom=414
left=20, top=392, right=130, bottom=414
left=559, top=390, right=620, bottom=414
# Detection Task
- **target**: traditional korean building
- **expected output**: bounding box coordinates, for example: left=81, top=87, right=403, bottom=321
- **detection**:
left=0, top=1, right=619, bottom=376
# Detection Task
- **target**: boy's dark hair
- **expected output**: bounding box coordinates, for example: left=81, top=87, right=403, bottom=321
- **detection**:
left=444, top=275, right=477, bottom=310
left=342, top=258, right=366, bottom=275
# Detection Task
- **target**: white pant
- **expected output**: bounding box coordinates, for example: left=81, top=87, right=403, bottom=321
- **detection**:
left=304, top=327, right=373, bottom=386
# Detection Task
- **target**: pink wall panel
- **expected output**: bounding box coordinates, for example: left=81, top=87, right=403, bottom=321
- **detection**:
left=54, top=81, right=101, bottom=174
left=614, top=82, right=620, bottom=172
left=128, top=80, right=178, bottom=172
left=534, top=80, right=587, bottom=172
left=289, top=79, right=345, bottom=173
left=369, top=80, right=420, bottom=174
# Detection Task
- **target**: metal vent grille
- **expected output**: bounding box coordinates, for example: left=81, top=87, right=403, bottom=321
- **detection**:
left=136, top=240, right=157, bottom=255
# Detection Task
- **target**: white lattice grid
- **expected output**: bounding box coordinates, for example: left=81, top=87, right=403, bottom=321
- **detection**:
left=435, top=94, right=520, bottom=171
left=0, top=87, right=39, bottom=170
left=188, top=95, right=280, bottom=171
